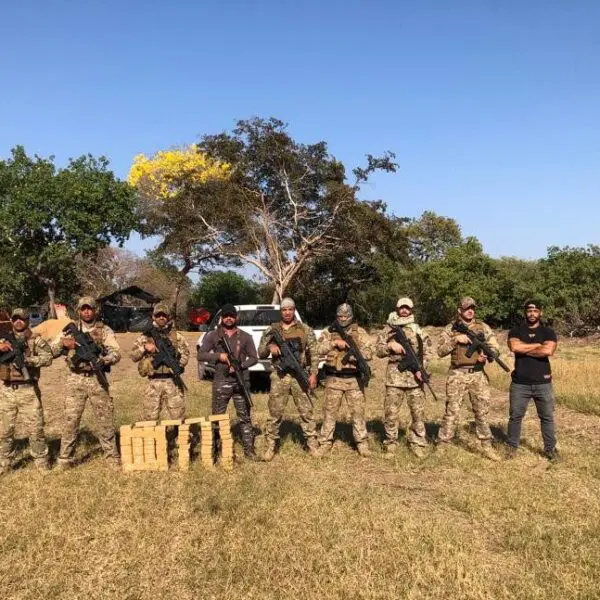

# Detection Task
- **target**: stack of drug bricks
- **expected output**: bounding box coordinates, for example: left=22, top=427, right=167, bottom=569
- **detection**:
left=119, top=414, right=233, bottom=472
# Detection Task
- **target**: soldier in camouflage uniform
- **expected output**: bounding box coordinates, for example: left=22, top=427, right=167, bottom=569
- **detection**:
left=376, top=297, right=433, bottom=458
left=51, top=296, right=121, bottom=469
left=316, top=303, right=373, bottom=457
left=258, top=297, right=320, bottom=461
left=435, top=296, right=501, bottom=461
left=130, top=303, right=190, bottom=421
left=0, top=308, right=52, bottom=474
left=197, top=304, right=259, bottom=460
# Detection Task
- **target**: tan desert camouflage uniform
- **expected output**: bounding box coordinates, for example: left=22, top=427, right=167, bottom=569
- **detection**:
left=376, top=316, right=433, bottom=451
left=50, top=318, right=121, bottom=465
left=0, top=325, right=52, bottom=472
left=258, top=320, right=320, bottom=448
left=130, top=324, right=190, bottom=421
left=317, top=323, right=373, bottom=449
left=436, top=319, right=499, bottom=444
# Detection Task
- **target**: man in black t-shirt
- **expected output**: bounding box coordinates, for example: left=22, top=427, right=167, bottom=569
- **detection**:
left=506, top=300, right=558, bottom=460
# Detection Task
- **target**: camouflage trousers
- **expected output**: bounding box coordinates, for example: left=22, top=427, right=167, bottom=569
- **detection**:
left=265, top=372, right=317, bottom=443
left=142, top=378, right=185, bottom=421
left=319, top=376, right=367, bottom=446
left=383, top=385, right=428, bottom=448
left=59, top=372, right=119, bottom=463
left=0, top=384, right=47, bottom=468
left=438, top=369, right=492, bottom=443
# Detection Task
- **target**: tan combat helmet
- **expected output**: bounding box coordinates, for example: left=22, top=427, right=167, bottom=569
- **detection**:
left=76, top=296, right=97, bottom=310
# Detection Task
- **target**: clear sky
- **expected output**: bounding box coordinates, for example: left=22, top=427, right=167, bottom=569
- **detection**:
left=2, top=0, right=599, bottom=260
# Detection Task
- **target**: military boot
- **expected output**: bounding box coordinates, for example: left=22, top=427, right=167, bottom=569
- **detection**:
left=262, top=439, right=277, bottom=462
left=54, top=458, right=73, bottom=472
left=33, top=458, right=49, bottom=472
left=504, top=445, right=518, bottom=460
left=0, top=461, right=11, bottom=476
left=409, top=444, right=427, bottom=459
left=356, top=442, right=372, bottom=458
left=382, top=443, right=398, bottom=459
left=316, top=442, right=332, bottom=457
left=306, top=438, right=320, bottom=458
left=241, top=424, right=260, bottom=462
left=480, top=441, right=501, bottom=462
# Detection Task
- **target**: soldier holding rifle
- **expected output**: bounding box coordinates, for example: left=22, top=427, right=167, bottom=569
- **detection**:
left=258, top=297, right=320, bottom=461
left=50, top=296, right=121, bottom=469
left=0, top=308, right=52, bottom=474
left=130, top=303, right=190, bottom=421
left=197, top=304, right=259, bottom=460
left=435, top=296, right=504, bottom=461
left=376, top=297, right=434, bottom=458
left=316, top=303, right=374, bottom=457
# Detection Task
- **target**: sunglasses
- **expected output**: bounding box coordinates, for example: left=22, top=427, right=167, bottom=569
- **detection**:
left=154, top=313, right=169, bottom=318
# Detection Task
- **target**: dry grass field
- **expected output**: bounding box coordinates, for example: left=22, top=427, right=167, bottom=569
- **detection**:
left=2, top=332, right=600, bottom=599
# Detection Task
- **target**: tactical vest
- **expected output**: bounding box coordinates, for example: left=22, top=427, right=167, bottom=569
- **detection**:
left=450, top=320, right=486, bottom=368
left=0, top=330, right=40, bottom=382
left=272, top=321, right=308, bottom=366
left=67, top=321, right=106, bottom=372
left=325, top=323, right=360, bottom=373
left=138, top=328, right=179, bottom=377
left=393, top=323, right=424, bottom=372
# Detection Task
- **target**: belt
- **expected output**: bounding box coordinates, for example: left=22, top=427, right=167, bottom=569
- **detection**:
left=324, top=370, right=359, bottom=379
left=72, top=370, right=96, bottom=377
left=453, top=366, right=484, bottom=374
left=149, top=374, right=174, bottom=379
left=3, top=381, right=33, bottom=389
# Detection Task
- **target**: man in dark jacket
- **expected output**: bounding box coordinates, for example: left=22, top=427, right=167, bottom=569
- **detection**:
left=197, top=304, right=259, bottom=459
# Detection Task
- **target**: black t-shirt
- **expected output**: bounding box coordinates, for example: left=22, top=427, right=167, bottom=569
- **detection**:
left=508, top=323, right=557, bottom=385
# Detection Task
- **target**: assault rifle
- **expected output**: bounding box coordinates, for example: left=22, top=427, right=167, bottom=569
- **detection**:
left=0, top=333, right=42, bottom=399
left=388, top=325, right=439, bottom=402
left=328, top=321, right=371, bottom=389
left=219, top=333, right=253, bottom=410
left=268, top=328, right=313, bottom=402
left=145, top=327, right=187, bottom=392
left=452, top=321, right=511, bottom=373
left=63, top=322, right=110, bottom=391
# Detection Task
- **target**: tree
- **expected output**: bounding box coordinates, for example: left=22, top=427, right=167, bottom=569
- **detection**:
left=402, top=211, right=463, bottom=262
left=199, top=117, right=398, bottom=303
left=128, top=145, right=239, bottom=315
left=189, top=271, right=263, bottom=311
left=0, top=146, right=137, bottom=313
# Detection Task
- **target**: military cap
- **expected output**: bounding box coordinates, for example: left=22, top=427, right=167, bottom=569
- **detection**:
left=11, top=308, right=30, bottom=320
left=152, top=303, right=171, bottom=317
left=396, top=297, right=414, bottom=309
left=280, top=297, right=296, bottom=309
left=221, top=304, right=238, bottom=317
left=459, top=296, right=477, bottom=310
left=77, top=296, right=97, bottom=310
left=336, top=303, right=353, bottom=318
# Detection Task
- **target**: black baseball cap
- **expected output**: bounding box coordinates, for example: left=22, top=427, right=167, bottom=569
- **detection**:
left=524, top=299, right=542, bottom=310
left=221, top=304, right=238, bottom=317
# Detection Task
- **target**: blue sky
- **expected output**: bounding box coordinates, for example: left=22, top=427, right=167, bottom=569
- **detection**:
left=2, top=0, right=599, bottom=260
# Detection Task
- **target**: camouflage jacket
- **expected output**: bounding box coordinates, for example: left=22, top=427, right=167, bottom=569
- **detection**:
left=258, top=321, right=319, bottom=373
left=376, top=322, right=433, bottom=388
left=130, top=324, right=190, bottom=377
left=0, top=329, right=53, bottom=382
left=317, top=323, right=373, bottom=375
left=437, top=319, right=499, bottom=369
left=50, top=320, right=121, bottom=371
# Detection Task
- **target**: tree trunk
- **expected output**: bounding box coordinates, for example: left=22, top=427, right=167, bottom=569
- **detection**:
left=271, top=285, right=282, bottom=305
left=47, top=279, right=57, bottom=319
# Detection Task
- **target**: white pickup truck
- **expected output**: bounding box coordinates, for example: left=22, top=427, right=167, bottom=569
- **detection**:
left=196, top=304, right=324, bottom=387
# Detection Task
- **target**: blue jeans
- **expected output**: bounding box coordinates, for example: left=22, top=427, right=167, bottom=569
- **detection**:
left=507, top=382, right=556, bottom=452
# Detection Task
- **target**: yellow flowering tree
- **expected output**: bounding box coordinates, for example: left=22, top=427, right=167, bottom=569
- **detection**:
left=128, top=145, right=239, bottom=315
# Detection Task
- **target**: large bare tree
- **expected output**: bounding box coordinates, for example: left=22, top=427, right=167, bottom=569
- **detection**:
left=199, top=117, right=398, bottom=303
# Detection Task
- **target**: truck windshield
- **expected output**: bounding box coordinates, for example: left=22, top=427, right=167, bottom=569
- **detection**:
left=209, top=309, right=281, bottom=328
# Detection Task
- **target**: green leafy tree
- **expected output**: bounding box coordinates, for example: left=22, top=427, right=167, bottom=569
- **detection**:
left=0, top=146, right=137, bottom=313
left=402, top=210, right=464, bottom=262
left=189, top=271, right=262, bottom=312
